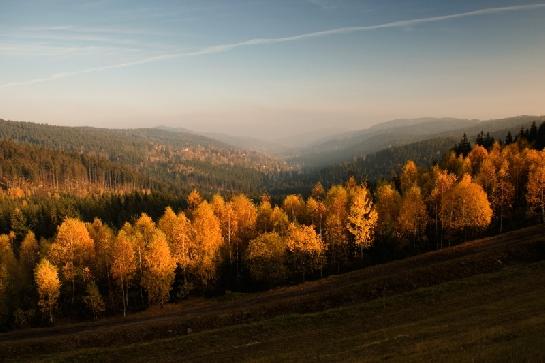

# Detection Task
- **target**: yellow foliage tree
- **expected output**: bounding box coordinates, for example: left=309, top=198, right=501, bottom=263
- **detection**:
left=431, top=167, right=457, bottom=247
left=158, top=207, right=194, bottom=269
left=49, top=218, right=95, bottom=303
left=306, top=196, right=326, bottom=237
left=270, top=206, right=289, bottom=234
left=187, top=189, right=202, bottom=212
left=192, top=201, right=223, bottom=287
left=83, top=281, right=105, bottom=320
left=230, top=194, right=257, bottom=275
left=441, top=174, right=493, bottom=236
left=397, top=186, right=429, bottom=246
left=34, top=258, right=60, bottom=324
left=111, top=230, right=136, bottom=317
left=467, top=145, right=488, bottom=175
left=286, top=223, right=325, bottom=281
left=375, top=183, right=401, bottom=238
left=400, top=160, right=418, bottom=193
left=87, top=218, right=114, bottom=284
left=0, top=234, right=18, bottom=323
left=325, top=185, right=349, bottom=270
left=347, top=185, right=378, bottom=257
left=211, top=195, right=238, bottom=266
left=245, top=232, right=287, bottom=286
left=283, top=194, right=305, bottom=222
left=256, top=198, right=274, bottom=233
left=19, top=230, right=39, bottom=271
left=141, top=230, right=175, bottom=306
left=527, top=165, right=545, bottom=223
left=311, top=181, right=325, bottom=200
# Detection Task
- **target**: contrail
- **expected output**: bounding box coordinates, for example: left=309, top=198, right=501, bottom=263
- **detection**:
left=2, top=3, right=544, bottom=89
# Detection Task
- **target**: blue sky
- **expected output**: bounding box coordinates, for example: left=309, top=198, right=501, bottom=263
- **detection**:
left=1, top=0, right=545, bottom=138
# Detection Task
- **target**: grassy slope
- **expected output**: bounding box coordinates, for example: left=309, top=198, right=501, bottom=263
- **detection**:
left=2, top=225, right=544, bottom=362
left=51, top=262, right=545, bottom=362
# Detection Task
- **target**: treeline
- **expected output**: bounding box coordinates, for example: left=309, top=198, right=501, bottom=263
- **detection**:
left=1, top=137, right=544, bottom=330
left=0, top=139, right=280, bottom=199
left=0, top=192, right=186, bottom=240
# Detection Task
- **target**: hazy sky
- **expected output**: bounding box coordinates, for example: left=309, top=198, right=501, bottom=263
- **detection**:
left=1, top=0, right=545, bottom=139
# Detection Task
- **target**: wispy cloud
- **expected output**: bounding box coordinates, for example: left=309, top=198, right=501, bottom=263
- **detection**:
left=0, top=43, right=141, bottom=56
left=305, top=0, right=342, bottom=10
left=2, top=3, right=544, bottom=89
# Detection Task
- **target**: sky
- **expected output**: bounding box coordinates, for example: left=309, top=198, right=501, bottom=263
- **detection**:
left=1, top=0, right=545, bottom=139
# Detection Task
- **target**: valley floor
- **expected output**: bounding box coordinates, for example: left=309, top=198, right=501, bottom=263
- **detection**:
left=1, top=225, right=544, bottom=362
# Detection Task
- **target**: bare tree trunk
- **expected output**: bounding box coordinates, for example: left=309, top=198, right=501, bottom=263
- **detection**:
left=49, top=298, right=54, bottom=324
left=121, top=276, right=126, bottom=317
left=72, top=277, right=75, bottom=304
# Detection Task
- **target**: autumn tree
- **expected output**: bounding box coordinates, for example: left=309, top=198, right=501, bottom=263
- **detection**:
left=375, top=183, right=401, bottom=239
left=283, top=194, right=306, bottom=222
left=400, top=160, right=418, bottom=193
left=397, top=186, right=429, bottom=247
left=346, top=185, right=378, bottom=258
left=441, top=174, right=493, bottom=238
left=0, top=233, right=19, bottom=326
left=245, top=232, right=287, bottom=286
left=19, top=231, right=39, bottom=272
left=478, top=158, right=515, bottom=233
left=312, top=181, right=325, bottom=200
left=192, top=201, right=223, bottom=288
left=270, top=206, right=290, bottom=234
left=324, top=185, right=349, bottom=271
left=527, top=165, right=545, bottom=223
left=131, top=213, right=157, bottom=303
left=141, top=230, right=175, bottom=306
left=256, top=197, right=274, bottom=233
left=430, top=167, right=457, bottom=248
left=187, top=189, right=202, bottom=212
left=230, top=194, right=257, bottom=276
left=34, top=258, right=60, bottom=324
left=111, top=230, right=136, bottom=317
left=286, top=223, right=325, bottom=281
left=467, top=145, right=488, bottom=175
left=158, top=207, right=194, bottom=269
left=83, top=281, right=105, bottom=320
left=48, top=218, right=95, bottom=303
left=306, top=196, right=326, bottom=238
left=211, top=195, right=238, bottom=266
left=87, top=219, right=114, bottom=288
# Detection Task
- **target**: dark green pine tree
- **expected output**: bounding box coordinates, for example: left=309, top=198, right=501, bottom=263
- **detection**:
left=505, top=131, right=514, bottom=145
left=529, top=121, right=538, bottom=144
left=456, top=133, right=472, bottom=156
left=536, top=122, right=545, bottom=150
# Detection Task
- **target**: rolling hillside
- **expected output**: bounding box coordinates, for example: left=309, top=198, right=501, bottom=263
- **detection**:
left=1, top=225, right=544, bottom=362
left=292, top=115, right=545, bottom=169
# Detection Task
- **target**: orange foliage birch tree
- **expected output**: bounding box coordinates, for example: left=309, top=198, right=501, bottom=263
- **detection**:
left=34, top=258, right=60, bottom=324
left=111, top=230, right=136, bottom=317
left=347, top=185, right=378, bottom=257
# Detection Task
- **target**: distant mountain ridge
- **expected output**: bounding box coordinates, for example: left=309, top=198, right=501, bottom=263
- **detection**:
left=289, top=115, right=545, bottom=168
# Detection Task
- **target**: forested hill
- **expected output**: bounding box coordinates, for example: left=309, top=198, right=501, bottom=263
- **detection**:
left=0, top=119, right=291, bottom=197
left=268, top=118, right=545, bottom=196
left=0, top=119, right=288, bottom=170
left=312, top=119, right=545, bottom=185
left=291, top=115, right=545, bottom=168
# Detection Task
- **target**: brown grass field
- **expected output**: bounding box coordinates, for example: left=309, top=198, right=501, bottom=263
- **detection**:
left=1, top=225, right=544, bottom=362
